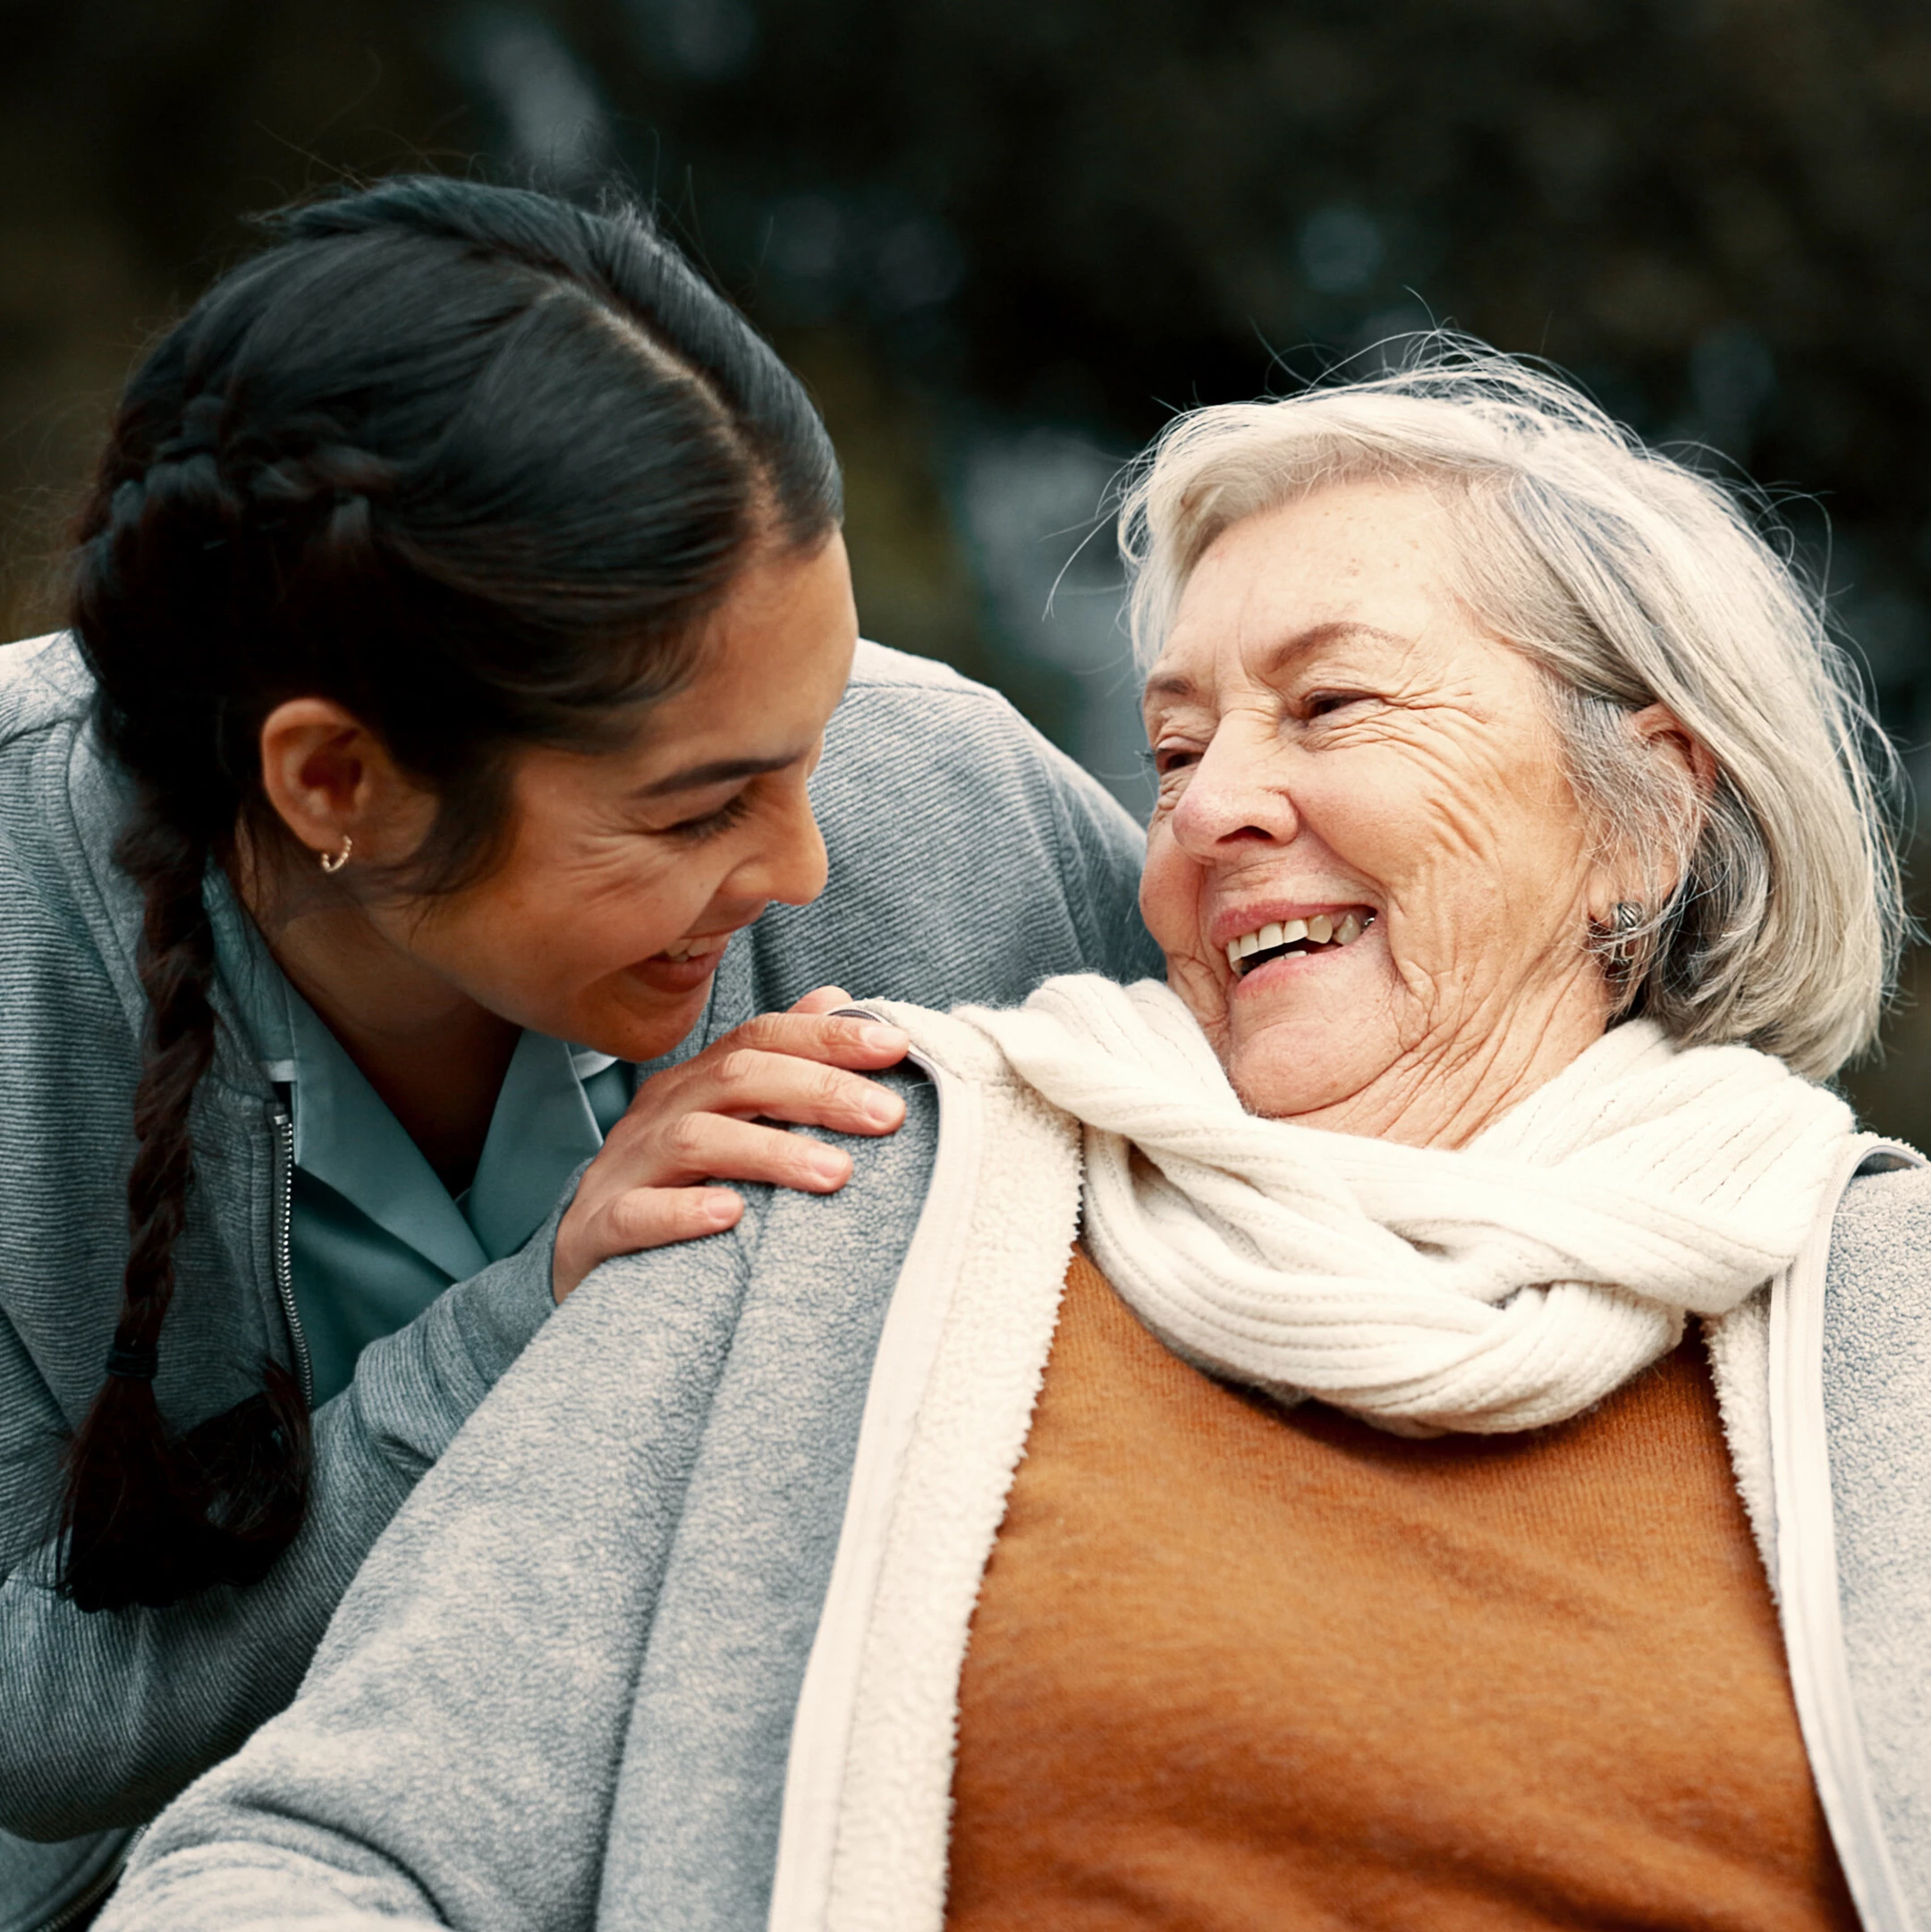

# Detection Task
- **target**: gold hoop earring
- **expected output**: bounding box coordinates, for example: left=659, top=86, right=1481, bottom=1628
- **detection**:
left=318, top=835, right=353, bottom=875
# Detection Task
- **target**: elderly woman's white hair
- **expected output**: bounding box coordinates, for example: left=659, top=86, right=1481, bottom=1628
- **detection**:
left=1117, top=343, right=1906, bottom=1082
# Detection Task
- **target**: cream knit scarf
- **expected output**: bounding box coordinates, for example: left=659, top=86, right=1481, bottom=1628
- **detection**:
left=953, top=975, right=1858, bottom=1434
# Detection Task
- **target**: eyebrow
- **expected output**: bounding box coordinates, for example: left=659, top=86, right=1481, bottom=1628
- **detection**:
left=1144, top=619, right=1412, bottom=705
left=631, top=751, right=803, bottom=798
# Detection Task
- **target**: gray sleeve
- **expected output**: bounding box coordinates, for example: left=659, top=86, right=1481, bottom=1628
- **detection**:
left=96, top=1198, right=770, bottom=1932
left=1027, top=726, right=1165, bottom=987
left=723, top=665, right=1163, bottom=1026
left=0, top=1211, right=561, bottom=1840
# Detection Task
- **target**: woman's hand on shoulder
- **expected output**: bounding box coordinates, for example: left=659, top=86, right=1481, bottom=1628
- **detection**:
left=551, top=987, right=910, bottom=1300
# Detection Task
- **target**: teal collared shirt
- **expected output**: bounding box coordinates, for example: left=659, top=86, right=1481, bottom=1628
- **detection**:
left=213, top=894, right=631, bottom=1404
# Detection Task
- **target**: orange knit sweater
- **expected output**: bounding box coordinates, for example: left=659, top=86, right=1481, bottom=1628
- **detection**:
left=945, top=1248, right=1857, bottom=1930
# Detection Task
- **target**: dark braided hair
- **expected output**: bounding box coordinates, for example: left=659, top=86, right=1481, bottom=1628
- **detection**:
left=58, top=176, right=842, bottom=1611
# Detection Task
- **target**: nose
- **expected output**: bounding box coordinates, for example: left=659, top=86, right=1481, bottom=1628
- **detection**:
left=1168, top=723, right=1300, bottom=861
left=744, top=770, right=830, bottom=909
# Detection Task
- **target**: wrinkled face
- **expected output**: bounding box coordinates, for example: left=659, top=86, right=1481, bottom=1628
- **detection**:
left=377, top=533, right=859, bottom=1062
left=1139, top=482, right=1618, bottom=1147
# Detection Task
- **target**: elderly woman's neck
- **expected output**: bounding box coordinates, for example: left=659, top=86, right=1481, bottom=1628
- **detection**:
left=1260, top=996, right=1616, bottom=1151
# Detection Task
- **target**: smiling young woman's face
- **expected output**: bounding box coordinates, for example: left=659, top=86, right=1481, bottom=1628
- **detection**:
left=376, top=532, right=859, bottom=1062
left=1139, top=481, right=1625, bottom=1148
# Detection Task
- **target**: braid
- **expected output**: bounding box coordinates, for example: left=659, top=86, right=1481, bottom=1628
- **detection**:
left=57, top=797, right=309, bottom=1611
left=123, top=811, right=218, bottom=1348
left=61, top=356, right=378, bottom=1610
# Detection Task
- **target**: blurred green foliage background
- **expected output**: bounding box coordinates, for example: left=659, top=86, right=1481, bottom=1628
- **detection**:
left=6, top=0, right=1931, bottom=1132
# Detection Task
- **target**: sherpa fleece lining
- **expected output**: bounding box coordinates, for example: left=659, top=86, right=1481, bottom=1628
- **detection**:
left=768, top=1009, right=1082, bottom=1932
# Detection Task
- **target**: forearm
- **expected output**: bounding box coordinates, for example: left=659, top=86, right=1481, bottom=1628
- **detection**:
left=89, top=1843, right=443, bottom=1932
left=99, top=1217, right=758, bottom=1932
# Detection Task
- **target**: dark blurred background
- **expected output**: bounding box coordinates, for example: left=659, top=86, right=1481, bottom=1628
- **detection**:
left=6, top=0, right=1931, bottom=1131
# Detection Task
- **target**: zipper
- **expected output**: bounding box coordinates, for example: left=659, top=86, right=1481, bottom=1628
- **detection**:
left=26, top=1828, right=142, bottom=1932
left=268, top=1102, right=312, bottom=1406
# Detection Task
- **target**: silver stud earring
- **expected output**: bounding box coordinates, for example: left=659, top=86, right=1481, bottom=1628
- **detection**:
left=318, top=835, right=353, bottom=875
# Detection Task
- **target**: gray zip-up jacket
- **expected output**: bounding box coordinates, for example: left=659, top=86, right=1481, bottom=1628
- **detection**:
left=0, top=634, right=1162, bottom=1924
left=94, top=1004, right=1931, bottom=1932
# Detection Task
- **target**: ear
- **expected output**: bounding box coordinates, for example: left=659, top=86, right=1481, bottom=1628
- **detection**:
left=256, top=699, right=433, bottom=870
left=1629, top=700, right=1718, bottom=803
left=1588, top=701, right=1716, bottom=918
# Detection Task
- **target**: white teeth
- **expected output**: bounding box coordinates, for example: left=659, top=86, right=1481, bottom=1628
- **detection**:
left=1223, top=911, right=1371, bottom=975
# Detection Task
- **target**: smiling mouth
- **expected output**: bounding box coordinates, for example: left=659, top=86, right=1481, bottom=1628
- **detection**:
left=1225, top=910, right=1376, bottom=977
left=654, top=936, right=730, bottom=964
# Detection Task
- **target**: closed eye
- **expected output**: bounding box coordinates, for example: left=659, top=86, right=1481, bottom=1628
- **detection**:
left=663, top=790, right=755, bottom=842
left=1146, top=743, right=1201, bottom=778
left=1304, top=690, right=1374, bottom=719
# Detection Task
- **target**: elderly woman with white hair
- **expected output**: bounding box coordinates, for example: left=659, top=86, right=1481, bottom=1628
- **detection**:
left=100, top=352, right=1927, bottom=1932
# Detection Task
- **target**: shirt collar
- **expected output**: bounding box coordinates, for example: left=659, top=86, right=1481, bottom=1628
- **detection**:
left=214, top=893, right=606, bottom=1278
left=463, top=1026, right=606, bottom=1259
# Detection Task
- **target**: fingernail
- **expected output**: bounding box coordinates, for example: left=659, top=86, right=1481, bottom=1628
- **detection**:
left=702, top=1191, right=741, bottom=1226
left=863, top=1091, right=902, bottom=1127
left=861, top=1024, right=907, bottom=1053
left=807, top=1149, right=848, bottom=1185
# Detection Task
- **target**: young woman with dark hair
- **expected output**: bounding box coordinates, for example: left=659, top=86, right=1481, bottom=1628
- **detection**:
left=0, top=176, right=1159, bottom=1929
